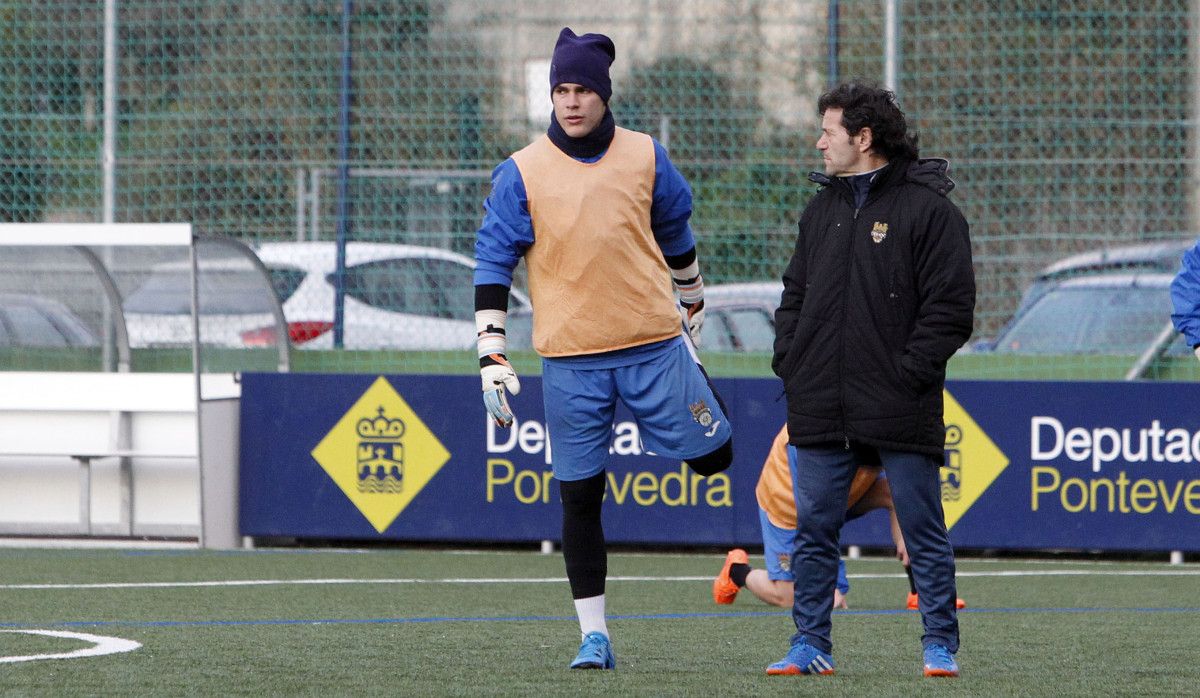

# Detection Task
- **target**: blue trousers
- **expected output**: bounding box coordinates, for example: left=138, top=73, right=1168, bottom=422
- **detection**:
left=788, top=443, right=960, bottom=655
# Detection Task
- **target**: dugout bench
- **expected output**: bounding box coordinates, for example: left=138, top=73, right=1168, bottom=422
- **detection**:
left=0, top=371, right=241, bottom=545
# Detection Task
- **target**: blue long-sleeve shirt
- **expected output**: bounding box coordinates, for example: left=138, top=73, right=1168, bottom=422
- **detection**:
left=474, top=138, right=696, bottom=288
left=1171, top=240, right=1200, bottom=347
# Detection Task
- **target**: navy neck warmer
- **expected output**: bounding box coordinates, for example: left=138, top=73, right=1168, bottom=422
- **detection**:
left=843, top=164, right=890, bottom=209
left=546, top=108, right=616, bottom=159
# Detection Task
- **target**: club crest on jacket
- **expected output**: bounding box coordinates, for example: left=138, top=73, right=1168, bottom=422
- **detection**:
left=871, top=221, right=889, bottom=243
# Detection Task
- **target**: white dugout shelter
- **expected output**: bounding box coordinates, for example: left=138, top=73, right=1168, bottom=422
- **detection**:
left=0, top=224, right=288, bottom=548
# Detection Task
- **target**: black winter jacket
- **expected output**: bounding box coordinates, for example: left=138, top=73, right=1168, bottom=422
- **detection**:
left=772, top=158, right=975, bottom=458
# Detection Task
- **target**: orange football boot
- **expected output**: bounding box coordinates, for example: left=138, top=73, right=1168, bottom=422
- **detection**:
left=907, top=592, right=966, bottom=610
left=713, top=548, right=749, bottom=604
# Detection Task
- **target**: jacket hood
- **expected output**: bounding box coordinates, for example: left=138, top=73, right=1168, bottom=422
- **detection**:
left=905, top=158, right=955, bottom=197
left=807, top=157, right=956, bottom=198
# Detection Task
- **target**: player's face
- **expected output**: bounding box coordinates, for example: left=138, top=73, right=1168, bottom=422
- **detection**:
left=817, top=108, right=870, bottom=176
left=553, top=83, right=606, bottom=138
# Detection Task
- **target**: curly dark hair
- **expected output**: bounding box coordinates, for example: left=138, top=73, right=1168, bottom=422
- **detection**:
left=817, top=82, right=919, bottom=161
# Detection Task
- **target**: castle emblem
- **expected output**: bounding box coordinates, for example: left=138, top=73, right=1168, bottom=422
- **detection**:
left=871, top=221, right=889, bottom=243
left=356, top=406, right=406, bottom=494
left=688, top=400, right=714, bottom=427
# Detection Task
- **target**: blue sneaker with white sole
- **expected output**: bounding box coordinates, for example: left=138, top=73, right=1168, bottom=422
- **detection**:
left=923, top=643, right=959, bottom=677
left=766, top=638, right=835, bottom=675
left=569, top=631, right=615, bottom=670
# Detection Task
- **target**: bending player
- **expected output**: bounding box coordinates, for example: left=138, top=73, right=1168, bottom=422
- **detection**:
left=714, top=424, right=965, bottom=610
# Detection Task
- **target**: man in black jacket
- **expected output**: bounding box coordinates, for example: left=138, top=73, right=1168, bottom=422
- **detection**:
left=767, top=82, right=975, bottom=678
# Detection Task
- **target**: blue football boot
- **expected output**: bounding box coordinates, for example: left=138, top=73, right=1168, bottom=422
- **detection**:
left=569, top=631, right=615, bottom=670
left=923, top=643, right=960, bottom=677
left=766, top=638, right=835, bottom=675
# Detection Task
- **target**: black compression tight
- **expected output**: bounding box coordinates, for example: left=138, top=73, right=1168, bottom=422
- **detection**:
left=687, top=436, right=734, bottom=476
left=559, top=472, right=607, bottom=600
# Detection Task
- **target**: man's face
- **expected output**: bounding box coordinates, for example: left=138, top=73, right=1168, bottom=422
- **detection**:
left=817, top=107, right=870, bottom=176
left=553, top=83, right=605, bottom=138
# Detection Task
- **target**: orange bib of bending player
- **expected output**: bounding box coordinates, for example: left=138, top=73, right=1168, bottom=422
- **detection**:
left=756, top=425, right=883, bottom=530
left=847, top=467, right=880, bottom=508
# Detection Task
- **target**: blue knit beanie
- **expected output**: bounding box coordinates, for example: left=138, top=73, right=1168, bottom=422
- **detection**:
left=549, top=27, right=615, bottom=103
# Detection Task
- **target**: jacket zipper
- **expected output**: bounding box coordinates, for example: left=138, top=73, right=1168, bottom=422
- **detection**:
left=839, top=204, right=859, bottom=450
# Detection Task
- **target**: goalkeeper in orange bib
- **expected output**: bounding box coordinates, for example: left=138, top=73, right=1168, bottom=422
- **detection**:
left=714, top=424, right=965, bottom=611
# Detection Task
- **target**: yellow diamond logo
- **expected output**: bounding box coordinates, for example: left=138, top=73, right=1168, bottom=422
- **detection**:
left=311, top=376, right=451, bottom=533
left=941, top=389, right=1009, bottom=530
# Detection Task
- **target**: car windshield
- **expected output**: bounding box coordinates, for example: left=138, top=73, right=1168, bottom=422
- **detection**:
left=0, top=297, right=96, bottom=347
left=995, top=285, right=1171, bottom=354
left=338, top=257, right=525, bottom=322
left=722, top=307, right=774, bottom=351
left=124, top=268, right=286, bottom=314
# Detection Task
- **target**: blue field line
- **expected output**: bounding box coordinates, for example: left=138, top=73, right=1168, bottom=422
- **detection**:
left=1, top=606, right=1197, bottom=631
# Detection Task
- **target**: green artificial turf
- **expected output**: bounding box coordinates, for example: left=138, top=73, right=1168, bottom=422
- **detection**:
left=0, top=547, right=1196, bottom=696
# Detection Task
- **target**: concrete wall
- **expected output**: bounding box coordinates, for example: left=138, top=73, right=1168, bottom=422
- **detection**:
left=444, top=0, right=826, bottom=139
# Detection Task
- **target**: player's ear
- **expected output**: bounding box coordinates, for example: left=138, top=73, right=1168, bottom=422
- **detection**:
left=856, top=127, right=873, bottom=153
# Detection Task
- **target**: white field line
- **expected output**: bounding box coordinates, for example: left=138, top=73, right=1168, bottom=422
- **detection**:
left=452, top=550, right=1189, bottom=567
left=1, top=568, right=1199, bottom=591
left=440, top=551, right=1200, bottom=570
left=0, top=629, right=141, bottom=663
left=0, top=538, right=200, bottom=550
left=0, top=539, right=1179, bottom=569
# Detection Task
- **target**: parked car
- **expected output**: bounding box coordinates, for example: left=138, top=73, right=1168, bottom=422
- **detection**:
left=123, top=242, right=530, bottom=350
left=978, top=272, right=1186, bottom=357
left=1010, top=239, right=1192, bottom=321
left=0, top=293, right=98, bottom=348
left=505, top=281, right=783, bottom=353
left=968, top=239, right=1193, bottom=352
left=122, top=255, right=284, bottom=348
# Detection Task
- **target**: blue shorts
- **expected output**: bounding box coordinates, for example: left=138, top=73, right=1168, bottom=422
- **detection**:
left=542, top=337, right=732, bottom=481
left=759, top=506, right=849, bottom=593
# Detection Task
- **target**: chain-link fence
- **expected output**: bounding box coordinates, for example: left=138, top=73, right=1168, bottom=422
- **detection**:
left=2, top=0, right=1196, bottom=379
